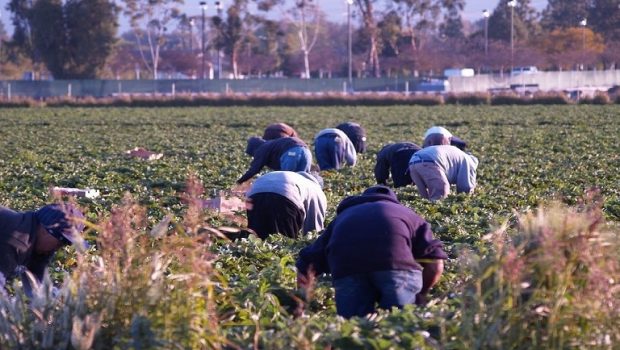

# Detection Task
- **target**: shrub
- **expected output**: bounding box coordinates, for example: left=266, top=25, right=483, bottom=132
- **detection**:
left=579, top=93, right=611, bottom=105
left=490, top=93, right=527, bottom=105
left=453, top=196, right=619, bottom=349
left=531, top=92, right=571, bottom=105
left=445, top=93, right=490, bottom=105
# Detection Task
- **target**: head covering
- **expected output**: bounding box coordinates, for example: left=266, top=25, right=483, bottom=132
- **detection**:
left=362, top=185, right=398, bottom=201
left=245, top=136, right=266, bottom=156
left=424, top=126, right=453, bottom=139
left=35, top=203, right=85, bottom=246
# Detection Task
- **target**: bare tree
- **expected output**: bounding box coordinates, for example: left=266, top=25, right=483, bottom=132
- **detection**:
left=291, top=0, right=321, bottom=78
left=122, top=0, right=182, bottom=79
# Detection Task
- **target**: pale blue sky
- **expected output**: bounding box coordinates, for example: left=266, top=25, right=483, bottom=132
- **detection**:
left=0, top=0, right=548, bottom=35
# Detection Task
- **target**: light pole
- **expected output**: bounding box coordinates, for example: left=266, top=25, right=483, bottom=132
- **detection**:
left=200, top=1, right=208, bottom=80
left=507, top=0, right=517, bottom=71
left=189, top=18, right=195, bottom=51
left=215, top=1, right=223, bottom=79
left=347, top=0, right=353, bottom=87
left=580, top=18, right=587, bottom=70
left=483, top=9, right=490, bottom=56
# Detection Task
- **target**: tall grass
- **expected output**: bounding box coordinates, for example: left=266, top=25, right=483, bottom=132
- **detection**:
left=0, top=176, right=226, bottom=349
left=454, top=195, right=619, bottom=349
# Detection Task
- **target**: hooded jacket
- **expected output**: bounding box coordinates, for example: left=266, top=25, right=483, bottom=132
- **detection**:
left=336, top=122, right=367, bottom=154
left=375, top=142, right=421, bottom=187
left=0, top=207, right=53, bottom=285
left=296, top=186, right=447, bottom=279
left=238, top=137, right=308, bottom=183
left=314, top=128, right=357, bottom=168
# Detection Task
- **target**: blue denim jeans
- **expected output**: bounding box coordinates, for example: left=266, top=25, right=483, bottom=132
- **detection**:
left=279, top=146, right=312, bottom=172
left=333, top=270, right=423, bottom=318
left=314, top=134, right=345, bottom=170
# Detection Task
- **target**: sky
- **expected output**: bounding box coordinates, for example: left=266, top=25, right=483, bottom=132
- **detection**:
left=0, top=0, right=548, bottom=35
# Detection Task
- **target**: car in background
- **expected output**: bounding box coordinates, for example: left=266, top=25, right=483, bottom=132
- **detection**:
left=511, top=66, right=539, bottom=76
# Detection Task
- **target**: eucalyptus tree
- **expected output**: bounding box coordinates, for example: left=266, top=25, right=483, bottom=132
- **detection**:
left=540, top=0, right=589, bottom=30
left=121, top=0, right=182, bottom=79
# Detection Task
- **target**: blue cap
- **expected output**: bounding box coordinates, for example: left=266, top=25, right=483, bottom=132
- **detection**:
left=35, top=203, right=85, bottom=246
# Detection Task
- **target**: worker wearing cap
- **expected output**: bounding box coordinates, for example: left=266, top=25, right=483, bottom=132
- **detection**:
left=422, top=126, right=468, bottom=150
left=0, top=203, right=86, bottom=291
left=409, top=126, right=479, bottom=201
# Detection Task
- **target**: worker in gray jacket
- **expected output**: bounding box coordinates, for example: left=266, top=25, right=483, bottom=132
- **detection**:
left=408, top=145, right=479, bottom=201
left=246, top=171, right=327, bottom=239
left=314, top=128, right=357, bottom=171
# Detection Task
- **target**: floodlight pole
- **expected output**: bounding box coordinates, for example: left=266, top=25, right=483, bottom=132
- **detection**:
left=200, top=1, right=207, bottom=80
left=508, top=0, right=517, bottom=71
left=483, top=9, right=490, bottom=56
left=216, top=1, right=223, bottom=79
left=347, top=0, right=353, bottom=87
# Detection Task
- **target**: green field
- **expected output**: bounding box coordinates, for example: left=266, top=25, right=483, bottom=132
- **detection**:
left=1, top=106, right=619, bottom=348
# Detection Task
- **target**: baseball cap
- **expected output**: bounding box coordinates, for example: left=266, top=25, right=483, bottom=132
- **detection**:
left=35, top=203, right=85, bottom=246
left=424, top=126, right=453, bottom=139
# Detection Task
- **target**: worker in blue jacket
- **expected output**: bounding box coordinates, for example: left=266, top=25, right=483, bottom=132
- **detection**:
left=237, top=136, right=312, bottom=183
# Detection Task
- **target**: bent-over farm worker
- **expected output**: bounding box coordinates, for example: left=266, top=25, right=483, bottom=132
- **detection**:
left=313, top=128, right=357, bottom=171
left=237, top=136, right=312, bottom=184
left=374, top=142, right=422, bottom=188
left=0, top=203, right=85, bottom=292
left=336, top=122, right=368, bottom=154
left=296, top=186, right=447, bottom=318
left=422, top=126, right=468, bottom=150
left=246, top=171, right=327, bottom=239
left=408, top=144, right=479, bottom=201
left=263, top=122, right=299, bottom=140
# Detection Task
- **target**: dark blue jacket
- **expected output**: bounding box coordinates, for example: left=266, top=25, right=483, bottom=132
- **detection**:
left=375, top=142, right=421, bottom=187
left=0, top=207, right=52, bottom=284
left=238, top=137, right=308, bottom=183
left=336, top=122, right=367, bottom=154
left=296, top=186, right=447, bottom=279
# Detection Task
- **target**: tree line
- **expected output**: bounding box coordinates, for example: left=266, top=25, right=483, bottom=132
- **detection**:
left=1, top=0, right=619, bottom=80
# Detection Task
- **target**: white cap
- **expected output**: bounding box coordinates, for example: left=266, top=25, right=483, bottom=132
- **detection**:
left=424, top=126, right=452, bottom=139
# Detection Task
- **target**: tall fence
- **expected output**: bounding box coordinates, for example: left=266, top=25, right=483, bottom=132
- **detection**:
left=448, top=69, right=620, bottom=93
left=0, top=70, right=618, bottom=98
left=0, top=77, right=423, bottom=99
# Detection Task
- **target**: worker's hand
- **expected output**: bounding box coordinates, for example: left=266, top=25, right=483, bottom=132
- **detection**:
left=415, top=292, right=428, bottom=306
left=296, top=273, right=308, bottom=290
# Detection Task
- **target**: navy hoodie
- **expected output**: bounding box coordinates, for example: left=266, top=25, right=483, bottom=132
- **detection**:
left=374, top=142, right=422, bottom=187
left=336, top=122, right=367, bottom=154
left=237, top=137, right=308, bottom=183
left=296, top=186, right=447, bottom=279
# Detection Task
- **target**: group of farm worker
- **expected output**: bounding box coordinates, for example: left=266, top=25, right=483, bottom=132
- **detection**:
left=238, top=122, right=478, bottom=317
left=0, top=120, right=478, bottom=319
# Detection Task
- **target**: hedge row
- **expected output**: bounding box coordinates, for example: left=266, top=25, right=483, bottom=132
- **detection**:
left=0, top=91, right=617, bottom=108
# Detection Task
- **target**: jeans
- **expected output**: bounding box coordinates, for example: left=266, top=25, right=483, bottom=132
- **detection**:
left=333, top=270, right=423, bottom=318
left=314, top=134, right=344, bottom=170
left=279, top=146, right=312, bottom=172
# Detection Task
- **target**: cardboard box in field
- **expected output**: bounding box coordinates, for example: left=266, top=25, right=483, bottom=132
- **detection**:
left=202, top=191, right=246, bottom=214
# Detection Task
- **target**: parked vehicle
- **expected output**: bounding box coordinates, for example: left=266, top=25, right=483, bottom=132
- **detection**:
left=443, top=68, right=475, bottom=78
left=511, top=66, right=539, bottom=76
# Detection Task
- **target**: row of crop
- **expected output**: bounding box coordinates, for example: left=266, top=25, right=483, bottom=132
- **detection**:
left=0, top=91, right=618, bottom=108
